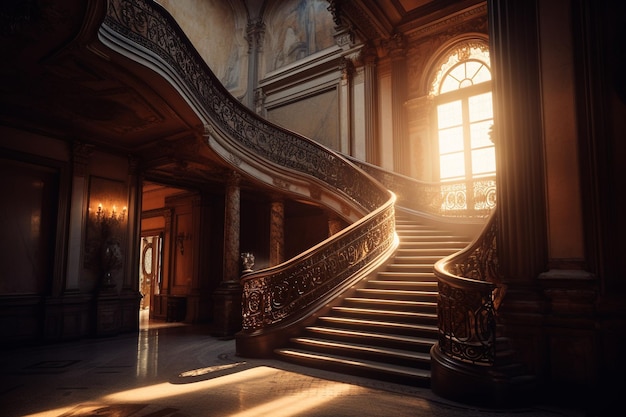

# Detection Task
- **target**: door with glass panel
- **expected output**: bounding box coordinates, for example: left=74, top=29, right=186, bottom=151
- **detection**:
left=139, top=233, right=163, bottom=313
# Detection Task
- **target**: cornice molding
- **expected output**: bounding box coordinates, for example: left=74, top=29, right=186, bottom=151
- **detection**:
left=406, top=3, right=488, bottom=42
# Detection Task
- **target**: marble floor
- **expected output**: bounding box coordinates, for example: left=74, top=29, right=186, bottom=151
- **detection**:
left=0, top=313, right=586, bottom=417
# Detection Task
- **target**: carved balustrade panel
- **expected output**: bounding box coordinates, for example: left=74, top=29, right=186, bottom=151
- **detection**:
left=449, top=214, right=499, bottom=283
left=434, top=211, right=501, bottom=366
left=242, top=204, right=396, bottom=330
left=437, top=280, right=496, bottom=365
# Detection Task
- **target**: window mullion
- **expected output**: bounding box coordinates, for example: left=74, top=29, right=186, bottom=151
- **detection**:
left=462, top=97, right=473, bottom=211
left=462, top=97, right=472, bottom=179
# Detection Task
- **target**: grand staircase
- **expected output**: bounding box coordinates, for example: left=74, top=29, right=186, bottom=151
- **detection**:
left=275, top=214, right=472, bottom=386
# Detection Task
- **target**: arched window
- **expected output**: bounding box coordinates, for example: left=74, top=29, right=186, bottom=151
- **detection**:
left=431, top=43, right=495, bottom=214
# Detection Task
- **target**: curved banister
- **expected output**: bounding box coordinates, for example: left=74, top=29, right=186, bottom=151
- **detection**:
left=433, top=211, right=502, bottom=365
left=99, top=0, right=397, bottom=353
left=241, top=197, right=397, bottom=331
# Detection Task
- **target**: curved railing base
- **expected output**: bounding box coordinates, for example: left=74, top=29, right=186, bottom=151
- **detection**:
left=430, top=344, right=537, bottom=408
left=236, top=235, right=398, bottom=358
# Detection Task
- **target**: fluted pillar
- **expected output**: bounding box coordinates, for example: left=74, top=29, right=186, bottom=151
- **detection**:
left=363, top=44, right=380, bottom=165
left=339, top=57, right=354, bottom=155
left=489, top=0, right=548, bottom=284
left=388, top=33, right=409, bottom=175
left=269, top=198, right=285, bottom=266
left=211, top=171, right=242, bottom=338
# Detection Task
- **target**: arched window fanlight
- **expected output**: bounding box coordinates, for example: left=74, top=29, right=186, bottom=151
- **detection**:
left=430, top=43, right=491, bottom=96
left=430, top=41, right=496, bottom=214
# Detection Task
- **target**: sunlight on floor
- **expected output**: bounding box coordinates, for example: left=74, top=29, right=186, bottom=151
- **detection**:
left=24, top=366, right=358, bottom=417
left=227, top=381, right=360, bottom=417
left=105, top=366, right=278, bottom=403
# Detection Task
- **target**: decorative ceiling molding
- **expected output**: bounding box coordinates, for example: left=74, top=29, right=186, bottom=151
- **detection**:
left=405, top=2, right=487, bottom=41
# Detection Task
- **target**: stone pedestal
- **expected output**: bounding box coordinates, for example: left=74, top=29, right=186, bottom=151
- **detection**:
left=94, top=292, right=121, bottom=337
left=210, top=281, right=242, bottom=339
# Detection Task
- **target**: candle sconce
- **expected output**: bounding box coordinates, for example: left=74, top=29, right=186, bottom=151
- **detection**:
left=89, top=202, right=127, bottom=234
left=176, top=232, right=191, bottom=255
left=86, top=201, right=127, bottom=288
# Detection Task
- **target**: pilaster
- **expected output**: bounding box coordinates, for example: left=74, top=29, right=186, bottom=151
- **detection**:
left=362, top=43, right=379, bottom=165
left=387, top=33, right=409, bottom=175
left=269, top=198, right=285, bottom=266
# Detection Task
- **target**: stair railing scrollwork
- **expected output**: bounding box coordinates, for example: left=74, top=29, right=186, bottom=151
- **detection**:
left=433, top=211, right=503, bottom=365
left=346, top=156, right=495, bottom=218
left=242, top=200, right=397, bottom=331
left=101, top=0, right=397, bottom=353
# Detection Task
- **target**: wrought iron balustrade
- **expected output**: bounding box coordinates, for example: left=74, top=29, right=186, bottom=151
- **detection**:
left=347, top=157, right=495, bottom=218
left=433, top=212, right=503, bottom=365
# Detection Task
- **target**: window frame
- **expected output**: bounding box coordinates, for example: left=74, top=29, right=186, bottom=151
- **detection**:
left=433, top=64, right=494, bottom=183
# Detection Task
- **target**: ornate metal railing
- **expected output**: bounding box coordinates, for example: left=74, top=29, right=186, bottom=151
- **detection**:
left=433, top=211, right=504, bottom=365
left=101, top=0, right=397, bottom=347
left=347, top=157, right=496, bottom=218
left=241, top=201, right=396, bottom=330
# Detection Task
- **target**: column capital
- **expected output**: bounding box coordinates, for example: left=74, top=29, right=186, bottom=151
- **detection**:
left=360, top=42, right=378, bottom=66
left=339, top=56, right=355, bottom=80
left=385, top=32, right=406, bottom=60
left=227, top=170, right=241, bottom=187
left=246, top=19, right=265, bottom=52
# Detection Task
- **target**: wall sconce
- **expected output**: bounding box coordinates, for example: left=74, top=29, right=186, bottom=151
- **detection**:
left=89, top=202, right=127, bottom=238
left=176, top=232, right=191, bottom=255
left=91, top=202, right=127, bottom=222
left=86, top=201, right=127, bottom=286
left=96, top=203, right=127, bottom=222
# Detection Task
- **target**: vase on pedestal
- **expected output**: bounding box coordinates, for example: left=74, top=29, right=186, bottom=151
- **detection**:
left=100, top=239, right=122, bottom=291
left=241, top=252, right=255, bottom=273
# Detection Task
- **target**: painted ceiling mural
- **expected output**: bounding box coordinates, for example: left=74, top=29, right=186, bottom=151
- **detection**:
left=156, top=0, right=248, bottom=96
left=265, top=0, right=335, bottom=72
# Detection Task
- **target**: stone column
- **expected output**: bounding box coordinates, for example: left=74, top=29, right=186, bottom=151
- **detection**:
left=489, top=0, right=548, bottom=284
left=362, top=44, right=380, bottom=165
left=388, top=33, right=410, bottom=175
left=222, top=171, right=241, bottom=283
left=269, top=198, right=285, bottom=266
left=211, top=171, right=242, bottom=338
left=339, top=57, right=354, bottom=155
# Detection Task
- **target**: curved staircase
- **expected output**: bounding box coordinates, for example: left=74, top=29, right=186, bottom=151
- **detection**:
left=275, top=215, right=471, bottom=386
left=97, top=0, right=532, bottom=404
